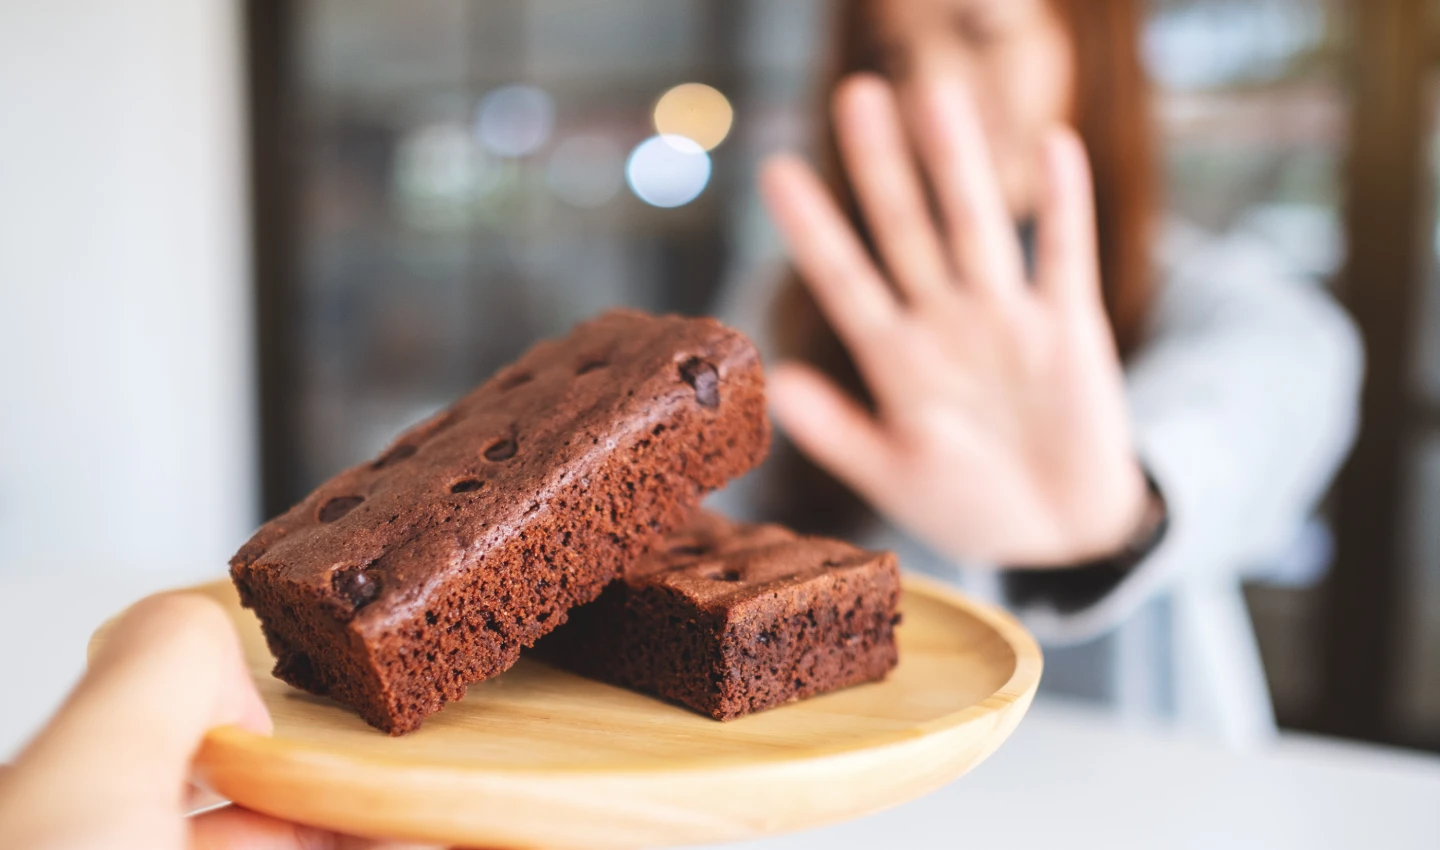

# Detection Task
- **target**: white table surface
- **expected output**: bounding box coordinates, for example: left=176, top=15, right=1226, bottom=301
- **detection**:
left=3, top=567, right=1439, bottom=849
left=705, top=703, right=1440, bottom=849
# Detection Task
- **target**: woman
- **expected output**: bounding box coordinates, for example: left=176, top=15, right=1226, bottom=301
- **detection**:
left=732, top=0, right=1362, bottom=727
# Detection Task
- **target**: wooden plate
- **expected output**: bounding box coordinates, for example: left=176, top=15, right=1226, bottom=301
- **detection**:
left=90, top=575, right=1041, bottom=849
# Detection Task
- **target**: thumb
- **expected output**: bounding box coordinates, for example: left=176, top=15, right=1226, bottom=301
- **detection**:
left=769, top=362, right=895, bottom=500
left=0, top=592, right=271, bottom=848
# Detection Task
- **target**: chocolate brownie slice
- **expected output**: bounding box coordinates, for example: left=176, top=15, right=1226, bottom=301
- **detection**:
left=230, top=310, right=770, bottom=734
left=533, top=511, right=901, bottom=720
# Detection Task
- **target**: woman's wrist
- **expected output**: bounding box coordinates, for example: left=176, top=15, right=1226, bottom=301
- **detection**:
left=1010, top=463, right=1169, bottom=573
left=1090, top=460, right=1154, bottom=561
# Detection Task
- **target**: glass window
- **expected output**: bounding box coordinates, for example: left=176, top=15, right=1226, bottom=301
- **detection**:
left=289, top=0, right=826, bottom=486
left=1146, top=0, right=1352, bottom=725
left=1396, top=434, right=1440, bottom=741
left=1149, top=0, right=1349, bottom=280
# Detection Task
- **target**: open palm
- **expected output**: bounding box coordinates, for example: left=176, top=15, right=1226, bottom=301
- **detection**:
left=760, top=73, right=1146, bottom=567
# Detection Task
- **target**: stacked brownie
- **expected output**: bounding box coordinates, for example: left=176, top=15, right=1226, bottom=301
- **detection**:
left=231, top=309, right=899, bottom=734
left=231, top=310, right=769, bottom=734
left=533, top=511, right=901, bottom=720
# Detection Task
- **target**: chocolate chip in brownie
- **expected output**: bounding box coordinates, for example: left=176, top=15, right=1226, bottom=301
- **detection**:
left=318, top=496, right=364, bottom=523
left=332, top=566, right=382, bottom=610
left=483, top=436, right=518, bottom=462
left=679, top=357, right=719, bottom=408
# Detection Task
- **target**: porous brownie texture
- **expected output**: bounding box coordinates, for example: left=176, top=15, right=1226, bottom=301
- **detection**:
left=533, top=511, right=901, bottom=720
left=230, top=311, right=770, bottom=734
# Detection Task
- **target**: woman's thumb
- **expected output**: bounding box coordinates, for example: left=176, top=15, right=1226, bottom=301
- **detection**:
left=0, top=592, right=271, bottom=847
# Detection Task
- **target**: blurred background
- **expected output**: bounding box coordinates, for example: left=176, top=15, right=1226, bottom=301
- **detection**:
left=1, top=0, right=1438, bottom=761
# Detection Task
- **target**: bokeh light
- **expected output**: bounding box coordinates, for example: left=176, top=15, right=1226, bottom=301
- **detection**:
left=625, top=135, right=711, bottom=208
left=395, top=122, right=480, bottom=202
left=474, top=85, right=555, bottom=158
left=547, top=135, right=624, bottom=208
left=393, top=121, right=500, bottom=229
left=652, top=83, right=733, bottom=151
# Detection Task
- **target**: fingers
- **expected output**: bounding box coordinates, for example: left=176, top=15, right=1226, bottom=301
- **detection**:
left=907, top=74, right=1026, bottom=299
left=759, top=154, right=900, bottom=350
left=191, top=805, right=444, bottom=850
left=0, top=593, right=271, bottom=847
left=769, top=363, right=895, bottom=501
left=191, top=807, right=328, bottom=850
left=832, top=74, right=952, bottom=304
left=1036, top=127, right=1103, bottom=310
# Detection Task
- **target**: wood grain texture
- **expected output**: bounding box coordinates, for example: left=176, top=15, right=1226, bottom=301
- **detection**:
left=89, top=575, right=1041, bottom=849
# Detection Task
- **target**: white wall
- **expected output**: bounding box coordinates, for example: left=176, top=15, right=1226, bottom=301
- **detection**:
left=0, top=0, right=256, bottom=580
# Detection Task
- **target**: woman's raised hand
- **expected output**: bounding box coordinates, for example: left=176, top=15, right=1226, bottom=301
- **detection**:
left=760, top=73, right=1147, bottom=567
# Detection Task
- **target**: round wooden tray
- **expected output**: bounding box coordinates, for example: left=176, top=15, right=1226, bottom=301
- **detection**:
left=91, top=575, right=1041, bottom=849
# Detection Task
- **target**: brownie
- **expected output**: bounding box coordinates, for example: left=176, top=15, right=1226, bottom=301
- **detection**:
left=533, top=511, right=901, bottom=720
left=230, top=310, right=770, bottom=734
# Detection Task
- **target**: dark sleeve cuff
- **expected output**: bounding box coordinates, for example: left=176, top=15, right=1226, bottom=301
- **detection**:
left=1001, top=469, right=1170, bottom=615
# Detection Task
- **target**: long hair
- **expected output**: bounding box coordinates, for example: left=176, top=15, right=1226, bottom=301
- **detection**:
left=768, top=0, right=1157, bottom=535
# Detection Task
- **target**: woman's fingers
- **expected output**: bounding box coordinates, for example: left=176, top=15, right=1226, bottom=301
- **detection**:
left=769, top=363, right=895, bottom=501
left=907, top=73, right=1026, bottom=300
left=759, top=155, right=900, bottom=352
left=0, top=593, right=271, bottom=847
left=833, top=74, right=953, bottom=305
left=1036, top=127, right=1103, bottom=310
left=191, top=805, right=444, bottom=850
